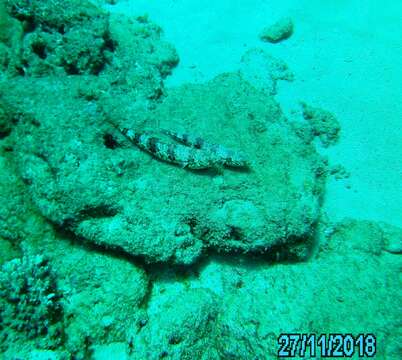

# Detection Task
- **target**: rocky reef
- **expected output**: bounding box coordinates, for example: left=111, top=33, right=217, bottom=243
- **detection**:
left=0, top=0, right=400, bottom=359
left=0, top=0, right=325, bottom=266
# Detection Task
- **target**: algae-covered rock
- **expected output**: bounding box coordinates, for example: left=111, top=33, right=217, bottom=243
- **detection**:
left=2, top=68, right=325, bottom=264
left=206, top=200, right=267, bottom=252
left=109, top=13, right=178, bottom=78
left=17, top=224, right=149, bottom=359
left=60, top=250, right=148, bottom=358
left=0, top=245, right=148, bottom=358
left=4, top=0, right=113, bottom=75
left=2, top=76, right=197, bottom=265
left=147, top=72, right=325, bottom=259
left=1, top=0, right=324, bottom=267
left=300, top=102, right=340, bottom=147
left=240, top=48, right=294, bottom=95
left=190, top=218, right=402, bottom=359
left=0, top=255, right=64, bottom=351
left=105, top=12, right=178, bottom=99
left=0, top=0, right=22, bottom=73
left=215, top=268, right=313, bottom=359
left=130, top=288, right=220, bottom=359
left=2, top=0, right=178, bottom=80
left=0, top=154, right=45, bottom=264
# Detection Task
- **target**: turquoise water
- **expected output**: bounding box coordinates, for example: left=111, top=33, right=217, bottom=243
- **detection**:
left=0, top=0, right=401, bottom=359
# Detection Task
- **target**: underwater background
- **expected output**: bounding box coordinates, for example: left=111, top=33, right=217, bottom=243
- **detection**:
left=0, top=0, right=401, bottom=359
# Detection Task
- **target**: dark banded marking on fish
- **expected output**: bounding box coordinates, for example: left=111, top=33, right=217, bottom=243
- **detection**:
left=194, top=137, right=204, bottom=149
left=121, top=128, right=222, bottom=169
left=134, top=132, right=141, bottom=143
left=167, top=143, right=176, bottom=161
left=147, top=137, right=159, bottom=154
left=162, top=129, right=249, bottom=167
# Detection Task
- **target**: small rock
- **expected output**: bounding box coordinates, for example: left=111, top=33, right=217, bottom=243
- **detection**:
left=260, top=17, right=294, bottom=43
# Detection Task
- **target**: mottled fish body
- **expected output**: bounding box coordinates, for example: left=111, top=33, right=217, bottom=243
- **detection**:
left=162, top=129, right=249, bottom=168
left=122, top=128, right=222, bottom=169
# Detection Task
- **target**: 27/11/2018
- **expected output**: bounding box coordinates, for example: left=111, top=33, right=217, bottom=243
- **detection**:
left=277, top=333, right=376, bottom=357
